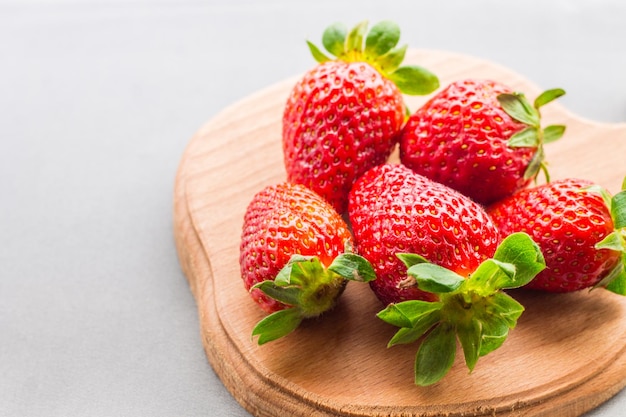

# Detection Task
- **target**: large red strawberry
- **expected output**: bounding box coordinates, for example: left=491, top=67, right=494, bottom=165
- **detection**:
left=348, top=163, right=500, bottom=305
left=348, top=164, right=546, bottom=385
left=283, top=20, right=439, bottom=213
left=240, top=182, right=375, bottom=344
left=399, top=79, right=565, bottom=206
left=348, top=164, right=498, bottom=304
left=488, top=178, right=626, bottom=294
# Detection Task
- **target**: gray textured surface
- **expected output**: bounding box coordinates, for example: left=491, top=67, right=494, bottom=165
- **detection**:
left=1, top=1, right=625, bottom=416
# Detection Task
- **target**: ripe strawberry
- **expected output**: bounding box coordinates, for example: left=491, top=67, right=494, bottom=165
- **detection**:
left=347, top=163, right=500, bottom=305
left=283, top=20, right=439, bottom=213
left=399, top=79, right=566, bottom=206
left=348, top=164, right=546, bottom=385
left=239, top=182, right=375, bottom=344
left=488, top=178, right=626, bottom=293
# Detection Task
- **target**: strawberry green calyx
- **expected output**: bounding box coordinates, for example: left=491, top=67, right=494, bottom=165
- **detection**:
left=251, top=252, right=376, bottom=345
left=307, top=20, right=439, bottom=96
left=497, top=88, right=566, bottom=182
left=589, top=179, right=626, bottom=295
left=377, top=232, right=545, bottom=386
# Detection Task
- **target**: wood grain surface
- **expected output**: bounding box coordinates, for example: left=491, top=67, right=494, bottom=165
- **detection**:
left=173, top=49, right=626, bottom=416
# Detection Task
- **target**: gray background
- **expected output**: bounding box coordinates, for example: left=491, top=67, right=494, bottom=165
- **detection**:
left=2, top=0, right=625, bottom=416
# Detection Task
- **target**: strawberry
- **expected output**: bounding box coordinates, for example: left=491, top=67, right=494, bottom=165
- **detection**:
left=347, top=163, right=500, bottom=305
left=488, top=178, right=626, bottom=294
left=348, top=164, right=546, bottom=385
left=283, top=20, right=439, bottom=213
left=239, top=182, right=375, bottom=344
left=399, top=79, right=566, bottom=206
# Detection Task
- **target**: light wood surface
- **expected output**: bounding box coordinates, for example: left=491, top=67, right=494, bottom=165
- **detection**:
left=173, top=49, right=626, bottom=416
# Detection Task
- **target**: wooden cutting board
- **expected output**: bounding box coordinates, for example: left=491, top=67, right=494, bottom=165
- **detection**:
left=173, top=49, right=626, bottom=416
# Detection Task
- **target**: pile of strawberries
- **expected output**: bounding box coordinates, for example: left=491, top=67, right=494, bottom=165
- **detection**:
left=238, top=20, right=626, bottom=386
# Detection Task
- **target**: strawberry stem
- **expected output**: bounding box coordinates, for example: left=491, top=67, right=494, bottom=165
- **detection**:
left=498, top=89, right=566, bottom=183
left=378, top=232, right=545, bottom=385
left=307, top=20, right=439, bottom=96
left=251, top=252, right=376, bottom=345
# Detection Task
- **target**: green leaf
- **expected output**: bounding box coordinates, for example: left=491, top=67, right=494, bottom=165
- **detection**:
left=414, top=324, right=456, bottom=386
left=468, top=259, right=515, bottom=294
left=406, top=263, right=465, bottom=293
left=468, top=232, right=544, bottom=293
left=365, top=20, right=401, bottom=58
left=605, top=264, right=626, bottom=295
left=274, top=254, right=312, bottom=286
left=252, top=281, right=301, bottom=306
left=507, top=126, right=539, bottom=148
left=492, top=232, right=546, bottom=288
left=396, top=252, right=430, bottom=269
left=377, top=300, right=443, bottom=328
left=541, top=162, right=552, bottom=184
left=457, top=318, right=482, bottom=372
left=595, top=258, right=626, bottom=295
left=287, top=256, right=325, bottom=287
left=375, top=44, right=407, bottom=74
left=611, top=190, right=626, bottom=229
left=497, top=93, right=540, bottom=126
left=584, top=184, right=613, bottom=210
left=388, top=65, right=440, bottom=96
left=306, top=40, right=331, bottom=63
left=252, top=308, right=303, bottom=345
left=322, top=22, right=347, bottom=57
left=345, top=20, right=368, bottom=53
left=479, top=316, right=510, bottom=356
left=524, top=146, right=545, bottom=180
left=387, top=310, right=442, bottom=346
left=489, top=292, right=525, bottom=328
left=534, top=88, right=566, bottom=109
left=328, top=253, right=376, bottom=282
left=288, top=253, right=315, bottom=263
left=274, top=264, right=292, bottom=286
left=596, top=231, right=626, bottom=252
left=543, top=124, right=566, bottom=144
left=491, top=259, right=517, bottom=279
left=387, top=326, right=426, bottom=347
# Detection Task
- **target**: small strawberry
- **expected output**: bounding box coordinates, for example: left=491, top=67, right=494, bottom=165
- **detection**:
left=239, top=182, right=375, bottom=344
left=488, top=178, right=626, bottom=294
left=347, top=163, right=500, bottom=305
left=283, top=20, right=439, bottom=213
left=399, top=79, right=566, bottom=205
left=348, top=164, right=545, bottom=385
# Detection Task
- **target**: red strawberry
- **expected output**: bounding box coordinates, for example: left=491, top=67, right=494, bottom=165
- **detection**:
left=283, top=20, right=439, bottom=213
left=488, top=178, right=626, bottom=293
left=239, top=182, right=375, bottom=344
left=348, top=164, right=546, bottom=385
left=399, top=79, right=566, bottom=205
left=347, top=163, right=500, bottom=305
